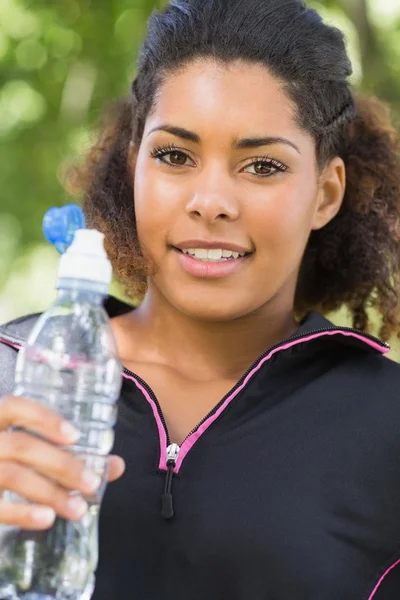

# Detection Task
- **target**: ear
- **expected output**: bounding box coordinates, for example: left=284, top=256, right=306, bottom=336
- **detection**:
left=311, top=156, right=346, bottom=231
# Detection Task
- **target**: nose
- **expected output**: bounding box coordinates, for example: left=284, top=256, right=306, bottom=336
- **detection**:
left=185, top=171, right=240, bottom=224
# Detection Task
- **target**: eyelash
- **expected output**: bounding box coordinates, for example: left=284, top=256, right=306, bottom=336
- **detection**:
left=149, top=143, right=288, bottom=177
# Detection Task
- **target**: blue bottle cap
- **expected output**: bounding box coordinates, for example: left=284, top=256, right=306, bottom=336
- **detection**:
left=42, top=204, right=86, bottom=254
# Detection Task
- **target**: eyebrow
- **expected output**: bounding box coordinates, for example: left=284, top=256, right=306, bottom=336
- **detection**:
left=147, top=124, right=301, bottom=154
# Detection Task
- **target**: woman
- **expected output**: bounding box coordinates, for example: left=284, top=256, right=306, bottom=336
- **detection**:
left=1, top=0, right=400, bottom=597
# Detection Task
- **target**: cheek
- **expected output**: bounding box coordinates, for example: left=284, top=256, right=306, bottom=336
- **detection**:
left=134, top=156, right=153, bottom=220
left=249, top=180, right=317, bottom=253
left=133, top=159, right=171, bottom=248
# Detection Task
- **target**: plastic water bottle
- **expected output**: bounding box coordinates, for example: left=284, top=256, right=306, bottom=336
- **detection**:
left=0, top=226, right=123, bottom=600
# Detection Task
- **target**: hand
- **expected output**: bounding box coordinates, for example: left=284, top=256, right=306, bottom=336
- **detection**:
left=0, top=394, right=125, bottom=530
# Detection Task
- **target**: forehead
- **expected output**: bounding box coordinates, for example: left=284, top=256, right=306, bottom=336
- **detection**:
left=147, top=59, right=302, bottom=138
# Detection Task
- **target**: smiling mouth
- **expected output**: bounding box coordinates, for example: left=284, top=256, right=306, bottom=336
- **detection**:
left=174, top=247, right=253, bottom=262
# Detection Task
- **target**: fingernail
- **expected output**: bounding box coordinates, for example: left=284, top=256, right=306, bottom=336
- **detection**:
left=67, top=495, right=88, bottom=518
left=31, top=507, right=56, bottom=525
left=81, top=470, right=102, bottom=493
left=60, top=421, right=80, bottom=443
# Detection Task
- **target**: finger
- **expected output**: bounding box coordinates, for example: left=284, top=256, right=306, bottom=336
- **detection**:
left=0, top=499, right=56, bottom=530
left=0, top=395, right=80, bottom=445
left=0, top=431, right=101, bottom=496
left=0, top=462, right=88, bottom=524
left=108, top=455, right=126, bottom=482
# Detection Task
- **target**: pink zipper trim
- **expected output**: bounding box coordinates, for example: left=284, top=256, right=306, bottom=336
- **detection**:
left=0, top=336, right=170, bottom=466
left=0, top=337, right=21, bottom=351
left=0, top=335, right=170, bottom=468
left=1, top=330, right=389, bottom=474
left=174, top=330, right=389, bottom=472
left=368, top=558, right=400, bottom=599
left=122, top=372, right=168, bottom=470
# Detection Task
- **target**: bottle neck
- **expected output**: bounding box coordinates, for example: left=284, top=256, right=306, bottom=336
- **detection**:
left=56, top=278, right=108, bottom=306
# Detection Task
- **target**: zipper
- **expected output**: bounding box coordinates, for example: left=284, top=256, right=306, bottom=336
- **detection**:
left=179, top=326, right=390, bottom=442
left=2, top=327, right=390, bottom=520
left=0, top=334, right=23, bottom=351
left=124, top=370, right=173, bottom=447
left=123, top=324, right=390, bottom=449
left=161, top=443, right=180, bottom=519
left=123, top=324, right=389, bottom=519
left=2, top=325, right=389, bottom=444
left=1, top=331, right=182, bottom=520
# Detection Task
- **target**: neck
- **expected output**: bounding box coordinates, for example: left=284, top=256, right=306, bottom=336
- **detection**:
left=118, top=286, right=299, bottom=382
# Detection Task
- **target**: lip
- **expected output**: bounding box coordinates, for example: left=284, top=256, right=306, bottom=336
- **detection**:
left=173, top=247, right=250, bottom=279
left=173, top=239, right=252, bottom=254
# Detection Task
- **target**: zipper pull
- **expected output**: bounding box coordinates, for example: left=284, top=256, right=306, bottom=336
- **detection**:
left=161, top=443, right=180, bottom=520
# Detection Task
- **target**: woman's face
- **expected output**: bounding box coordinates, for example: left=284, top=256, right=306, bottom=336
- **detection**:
left=133, top=59, right=344, bottom=321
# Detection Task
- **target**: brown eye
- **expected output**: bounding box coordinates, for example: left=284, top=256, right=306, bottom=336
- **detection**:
left=253, top=162, right=274, bottom=175
left=243, top=158, right=287, bottom=178
left=149, top=147, right=195, bottom=168
left=168, top=151, right=187, bottom=166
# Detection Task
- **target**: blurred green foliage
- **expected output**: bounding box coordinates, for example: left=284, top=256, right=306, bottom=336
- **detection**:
left=0, top=0, right=399, bottom=357
left=0, top=0, right=165, bottom=259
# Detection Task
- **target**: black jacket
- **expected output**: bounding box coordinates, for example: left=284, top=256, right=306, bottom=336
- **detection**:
left=1, top=296, right=400, bottom=600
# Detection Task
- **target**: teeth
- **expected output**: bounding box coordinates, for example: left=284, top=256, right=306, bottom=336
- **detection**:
left=208, top=249, right=222, bottom=260
left=181, top=248, right=247, bottom=261
left=194, top=249, right=208, bottom=259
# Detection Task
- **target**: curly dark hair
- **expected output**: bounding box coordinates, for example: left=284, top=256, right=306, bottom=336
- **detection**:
left=71, top=0, right=400, bottom=341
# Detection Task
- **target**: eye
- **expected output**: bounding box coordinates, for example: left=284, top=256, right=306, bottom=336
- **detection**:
left=243, top=157, right=288, bottom=178
left=149, top=146, right=287, bottom=176
left=149, top=144, right=195, bottom=168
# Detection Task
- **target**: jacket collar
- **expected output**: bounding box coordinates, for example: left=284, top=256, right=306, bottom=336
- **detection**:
left=0, top=296, right=390, bottom=355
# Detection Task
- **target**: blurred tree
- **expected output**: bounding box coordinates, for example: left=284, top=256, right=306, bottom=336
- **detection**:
left=0, top=0, right=165, bottom=266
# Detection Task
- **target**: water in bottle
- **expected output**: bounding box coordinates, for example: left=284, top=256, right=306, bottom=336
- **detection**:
left=0, top=226, right=122, bottom=600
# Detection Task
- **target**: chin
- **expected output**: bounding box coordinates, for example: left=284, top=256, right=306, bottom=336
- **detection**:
left=170, top=294, right=261, bottom=323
